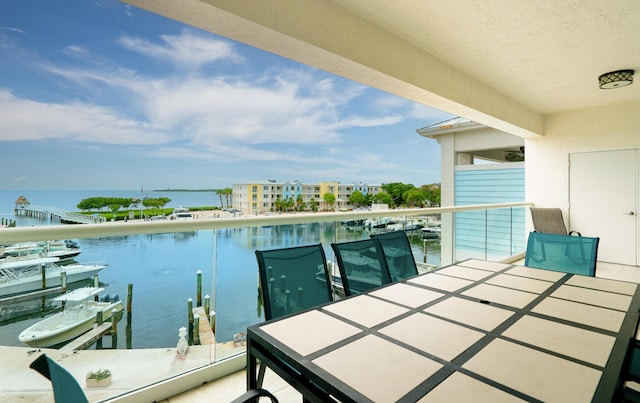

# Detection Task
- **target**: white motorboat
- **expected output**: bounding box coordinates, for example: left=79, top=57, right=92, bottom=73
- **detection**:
left=18, top=287, right=123, bottom=347
left=0, top=258, right=106, bottom=297
left=170, top=207, right=193, bottom=220
left=1, top=240, right=81, bottom=262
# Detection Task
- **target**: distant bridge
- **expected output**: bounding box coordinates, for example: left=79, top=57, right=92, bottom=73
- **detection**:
left=15, top=205, right=106, bottom=224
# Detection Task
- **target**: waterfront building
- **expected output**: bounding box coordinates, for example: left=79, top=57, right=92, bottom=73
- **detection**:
left=232, top=180, right=382, bottom=215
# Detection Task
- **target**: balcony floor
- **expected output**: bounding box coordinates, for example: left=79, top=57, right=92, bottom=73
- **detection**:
left=162, top=261, right=640, bottom=402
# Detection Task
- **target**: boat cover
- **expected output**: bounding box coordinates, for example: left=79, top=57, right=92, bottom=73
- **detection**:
left=54, top=287, right=104, bottom=301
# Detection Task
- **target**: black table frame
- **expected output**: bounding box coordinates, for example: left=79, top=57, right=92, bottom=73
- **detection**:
left=246, top=261, right=640, bottom=402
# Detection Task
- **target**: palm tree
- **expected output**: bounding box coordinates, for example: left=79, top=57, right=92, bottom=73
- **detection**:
left=223, top=188, right=233, bottom=208
left=215, top=189, right=225, bottom=208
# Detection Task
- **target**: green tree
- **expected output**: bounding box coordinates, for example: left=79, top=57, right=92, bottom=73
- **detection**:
left=403, top=188, right=428, bottom=207
left=421, top=183, right=441, bottom=206
left=284, top=197, right=295, bottom=212
left=215, top=189, right=225, bottom=207
left=77, top=197, right=134, bottom=211
left=309, top=198, right=318, bottom=212
left=143, top=197, right=172, bottom=208
left=222, top=188, right=233, bottom=207
left=372, top=192, right=393, bottom=206
left=348, top=190, right=365, bottom=208
left=109, top=203, right=122, bottom=219
left=323, top=192, right=336, bottom=211
left=382, top=182, right=415, bottom=207
left=295, top=195, right=306, bottom=211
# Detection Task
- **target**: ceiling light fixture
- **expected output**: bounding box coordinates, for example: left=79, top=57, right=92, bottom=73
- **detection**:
left=598, top=69, right=634, bottom=89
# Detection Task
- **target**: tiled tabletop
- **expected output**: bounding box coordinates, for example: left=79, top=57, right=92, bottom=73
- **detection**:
left=247, top=259, right=640, bottom=402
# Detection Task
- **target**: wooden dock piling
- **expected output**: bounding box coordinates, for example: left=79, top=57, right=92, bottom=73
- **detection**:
left=126, top=283, right=133, bottom=324
left=187, top=298, right=194, bottom=345
left=40, top=264, right=46, bottom=289
left=196, top=270, right=202, bottom=307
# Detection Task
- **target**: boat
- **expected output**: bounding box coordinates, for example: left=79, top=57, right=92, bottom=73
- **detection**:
left=0, top=240, right=81, bottom=262
left=169, top=207, right=193, bottom=220
left=421, top=225, right=441, bottom=240
left=0, top=258, right=106, bottom=297
left=18, top=287, right=123, bottom=347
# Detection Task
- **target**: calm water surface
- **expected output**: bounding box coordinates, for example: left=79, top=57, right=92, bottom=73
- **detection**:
left=0, top=190, right=440, bottom=349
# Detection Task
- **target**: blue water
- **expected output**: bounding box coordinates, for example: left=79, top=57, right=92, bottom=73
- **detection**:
left=0, top=190, right=440, bottom=349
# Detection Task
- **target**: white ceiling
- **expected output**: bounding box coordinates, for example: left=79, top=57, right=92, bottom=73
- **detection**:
left=332, top=0, right=640, bottom=115
left=124, top=0, right=640, bottom=135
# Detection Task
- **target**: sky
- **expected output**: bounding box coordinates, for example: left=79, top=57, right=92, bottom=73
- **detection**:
left=0, top=0, right=452, bottom=191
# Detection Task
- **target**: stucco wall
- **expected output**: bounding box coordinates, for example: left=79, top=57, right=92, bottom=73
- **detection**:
left=526, top=100, right=640, bottom=211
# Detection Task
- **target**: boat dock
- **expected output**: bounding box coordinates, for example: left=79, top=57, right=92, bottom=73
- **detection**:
left=14, top=204, right=105, bottom=224
left=61, top=322, right=115, bottom=351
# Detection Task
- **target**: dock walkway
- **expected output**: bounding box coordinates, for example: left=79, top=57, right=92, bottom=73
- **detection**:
left=14, top=205, right=105, bottom=224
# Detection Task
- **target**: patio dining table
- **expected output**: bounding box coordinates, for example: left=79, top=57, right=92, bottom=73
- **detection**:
left=246, top=259, right=640, bottom=402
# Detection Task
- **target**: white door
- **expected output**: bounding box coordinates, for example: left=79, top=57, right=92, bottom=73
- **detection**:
left=569, top=149, right=637, bottom=265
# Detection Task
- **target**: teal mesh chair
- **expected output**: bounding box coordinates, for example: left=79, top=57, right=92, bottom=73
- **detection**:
left=524, top=231, right=599, bottom=276
left=30, top=354, right=89, bottom=403
left=371, top=230, right=419, bottom=281
left=255, top=243, right=334, bottom=388
left=331, top=239, right=392, bottom=296
left=255, top=243, right=333, bottom=321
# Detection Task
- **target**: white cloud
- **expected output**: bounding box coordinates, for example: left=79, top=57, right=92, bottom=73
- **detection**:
left=118, top=30, right=243, bottom=69
left=2, top=27, right=26, bottom=34
left=0, top=89, right=170, bottom=144
left=1, top=28, right=438, bottom=180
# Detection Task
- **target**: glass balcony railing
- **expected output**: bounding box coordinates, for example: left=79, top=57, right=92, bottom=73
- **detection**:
left=0, top=202, right=530, bottom=401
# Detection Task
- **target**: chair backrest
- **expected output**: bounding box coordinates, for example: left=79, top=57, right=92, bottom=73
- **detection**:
left=331, top=239, right=392, bottom=296
left=524, top=231, right=599, bottom=276
left=370, top=230, right=419, bottom=281
left=529, top=207, right=570, bottom=235
left=30, top=354, right=89, bottom=403
left=256, top=243, right=333, bottom=320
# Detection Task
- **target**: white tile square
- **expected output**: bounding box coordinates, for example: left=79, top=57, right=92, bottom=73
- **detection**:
left=437, top=265, right=495, bottom=281
left=566, top=275, right=638, bottom=295
left=312, top=335, right=442, bottom=402
left=260, top=310, right=361, bottom=356
left=502, top=316, right=616, bottom=366
left=418, top=372, right=526, bottom=402
left=551, top=285, right=632, bottom=311
left=369, top=283, right=444, bottom=308
left=424, top=297, right=514, bottom=332
left=531, top=297, right=626, bottom=332
left=486, top=273, right=554, bottom=294
left=462, top=283, right=539, bottom=309
left=409, top=273, right=474, bottom=292
left=457, top=259, right=511, bottom=272
left=506, top=265, right=566, bottom=282
left=322, top=295, right=409, bottom=327
left=379, top=313, right=485, bottom=360
left=463, top=339, right=602, bottom=402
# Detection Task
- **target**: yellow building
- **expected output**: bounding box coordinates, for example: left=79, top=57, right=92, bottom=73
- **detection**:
left=233, top=180, right=382, bottom=215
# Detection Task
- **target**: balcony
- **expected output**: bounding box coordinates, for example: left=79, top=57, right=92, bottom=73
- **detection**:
left=0, top=202, right=540, bottom=401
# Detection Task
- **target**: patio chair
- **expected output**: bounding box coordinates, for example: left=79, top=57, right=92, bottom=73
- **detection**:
left=255, top=243, right=334, bottom=387
left=255, top=243, right=333, bottom=320
left=31, top=352, right=279, bottom=403
left=331, top=239, right=392, bottom=296
left=524, top=231, right=599, bottom=276
left=370, top=230, right=419, bottom=281
left=30, top=353, right=89, bottom=403
left=529, top=207, right=581, bottom=236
